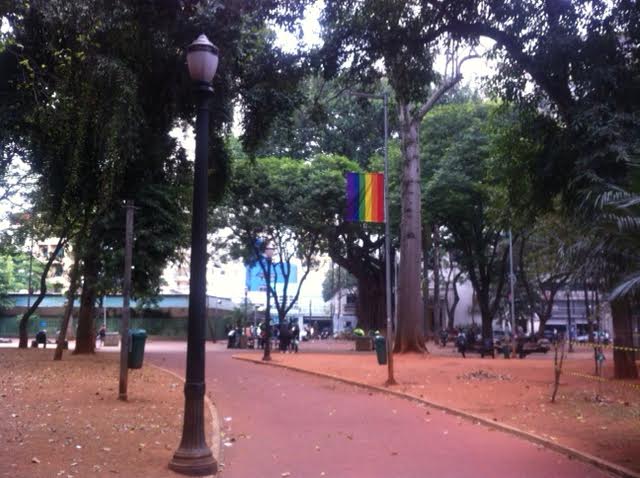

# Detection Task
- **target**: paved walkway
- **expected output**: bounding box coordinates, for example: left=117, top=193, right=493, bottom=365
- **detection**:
left=147, top=342, right=611, bottom=478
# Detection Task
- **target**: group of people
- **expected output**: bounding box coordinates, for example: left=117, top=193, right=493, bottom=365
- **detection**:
left=227, top=320, right=301, bottom=353
left=277, top=320, right=300, bottom=353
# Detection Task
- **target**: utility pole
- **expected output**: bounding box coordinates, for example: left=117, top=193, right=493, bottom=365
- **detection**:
left=119, top=200, right=134, bottom=401
left=508, top=230, right=516, bottom=333
left=347, top=90, right=395, bottom=385
left=27, top=237, right=34, bottom=308
left=244, top=287, right=248, bottom=326
left=509, top=230, right=517, bottom=358
left=432, top=223, right=440, bottom=337
left=566, top=289, right=574, bottom=352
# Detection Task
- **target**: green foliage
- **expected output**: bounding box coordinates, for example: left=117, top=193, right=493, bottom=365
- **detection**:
left=422, top=101, right=515, bottom=335
left=321, top=265, right=357, bottom=302
left=1, top=0, right=308, bottom=307
left=212, top=152, right=359, bottom=318
left=255, top=76, right=391, bottom=167
left=321, top=0, right=441, bottom=104
left=0, top=251, right=44, bottom=299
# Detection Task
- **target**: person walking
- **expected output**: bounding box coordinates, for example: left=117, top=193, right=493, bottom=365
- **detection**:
left=278, top=320, right=291, bottom=352
left=289, top=321, right=300, bottom=353
left=97, top=326, right=106, bottom=348
left=456, top=329, right=467, bottom=358
left=439, top=328, right=448, bottom=347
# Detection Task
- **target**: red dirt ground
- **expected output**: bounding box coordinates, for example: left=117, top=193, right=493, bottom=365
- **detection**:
left=0, top=348, right=212, bottom=478
left=236, top=342, right=640, bottom=473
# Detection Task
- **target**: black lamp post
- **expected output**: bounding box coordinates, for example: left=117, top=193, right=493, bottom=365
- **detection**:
left=169, top=34, right=219, bottom=476
left=263, top=245, right=275, bottom=361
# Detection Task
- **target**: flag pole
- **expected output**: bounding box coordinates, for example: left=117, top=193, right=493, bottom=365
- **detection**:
left=347, top=90, right=395, bottom=385
left=383, top=91, right=396, bottom=385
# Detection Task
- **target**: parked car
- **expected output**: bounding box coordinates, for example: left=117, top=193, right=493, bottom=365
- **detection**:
left=576, top=331, right=610, bottom=344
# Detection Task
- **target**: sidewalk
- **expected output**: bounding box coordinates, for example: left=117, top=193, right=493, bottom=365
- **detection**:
left=234, top=341, right=640, bottom=475
left=0, top=345, right=217, bottom=478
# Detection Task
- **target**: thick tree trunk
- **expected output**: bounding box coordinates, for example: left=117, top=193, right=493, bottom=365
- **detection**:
left=18, top=237, right=66, bottom=348
left=479, top=299, right=493, bottom=342
left=356, top=274, right=386, bottom=332
left=394, top=106, right=425, bottom=353
left=74, top=250, right=99, bottom=354
left=611, top=298, right=638, bottom=379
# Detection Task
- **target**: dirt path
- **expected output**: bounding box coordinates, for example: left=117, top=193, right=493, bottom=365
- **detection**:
left=0, top=347, right=210, bottom=478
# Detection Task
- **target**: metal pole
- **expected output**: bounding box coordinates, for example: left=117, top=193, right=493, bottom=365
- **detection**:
left=346, top=89, right=395, bottom=384
left=169, top=85, right=217, bottom=475
left=27, top=237, right=34, bottom=309
left=509, top=230, right=516, bottom=358
left=509, top=230, right=516, bottom=332
left=118, top=201, right=134, bottom=401
left=566, top=289, right=574, bottom=352
left=263, top=256, right=272, bottom=361
left=244, top=287, right=248, bottom=325
left=383, top=92, right=396, bottom=385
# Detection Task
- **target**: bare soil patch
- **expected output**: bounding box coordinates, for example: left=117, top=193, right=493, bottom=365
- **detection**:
left=0, top=348, right=212, bottom=478
left=236, top=344, right=640, bottom=473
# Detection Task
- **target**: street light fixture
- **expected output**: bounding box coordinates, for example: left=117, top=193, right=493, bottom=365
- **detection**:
left=347, top=90, right=396, bottom=385
left=169, top=34, right=219, bottom=476
left=263, top=245, right=275, bottom=361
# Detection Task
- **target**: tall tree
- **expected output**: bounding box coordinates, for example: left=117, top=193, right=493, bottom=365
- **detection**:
left=212, top=155, right=339, bottom=322
left=2, top=0, right=307, bottom=352
left=321, top=1, right=481, bottom=351
left=423, top=101, right=513, bottom=340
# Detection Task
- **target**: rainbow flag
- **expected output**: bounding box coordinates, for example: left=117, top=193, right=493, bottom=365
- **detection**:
left=345, top=172, right=385, bottom=223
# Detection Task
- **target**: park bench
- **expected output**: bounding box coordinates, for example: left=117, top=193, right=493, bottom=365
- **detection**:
left=355, top=336, right=374, bottom=351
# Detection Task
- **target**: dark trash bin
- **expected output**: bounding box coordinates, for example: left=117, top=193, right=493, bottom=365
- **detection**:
left=374, top=335, right=387, bottom=365
left=128, top=329, right=147, bottom=369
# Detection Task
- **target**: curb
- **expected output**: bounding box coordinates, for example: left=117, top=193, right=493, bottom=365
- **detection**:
left=150, top=363, right=223, bottom=476
left=233, top=355, right=639, bottom=478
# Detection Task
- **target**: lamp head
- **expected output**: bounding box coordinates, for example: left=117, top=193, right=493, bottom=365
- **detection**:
left=187, top=34, right=219, bottom=88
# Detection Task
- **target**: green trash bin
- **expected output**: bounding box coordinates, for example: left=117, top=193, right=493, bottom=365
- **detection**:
left=374, top=335, right=387, bottom=365
left=128, top=329, right=147, bottom=369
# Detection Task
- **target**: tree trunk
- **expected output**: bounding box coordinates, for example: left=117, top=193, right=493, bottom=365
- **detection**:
left=18, top=237, right=66, bottom=348
left=356, top=274, right=386, bottom=332
left=53, top=255, right=80, bottom=360
left=611, top=298, right=638, bottom=379
left=584, top=283, right=593, bottom=343
left=447, top=271, right=463, bottom=331
left=394, top=105, right=425, bottom=353
left=479, top=300, right=493, bottom=342
left=74, top=249, right=99, bottom=354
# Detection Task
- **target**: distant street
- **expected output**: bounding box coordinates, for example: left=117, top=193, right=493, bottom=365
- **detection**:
left=147, top=342, right=611, bottom=478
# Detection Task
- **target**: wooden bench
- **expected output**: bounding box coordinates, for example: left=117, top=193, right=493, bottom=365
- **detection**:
left=355, top=336, right=374, bottom=351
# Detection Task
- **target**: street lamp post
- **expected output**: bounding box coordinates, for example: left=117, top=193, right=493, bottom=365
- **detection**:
left=347, top=90, right=395, bottom=385
left=169, top=34, right=219, bottom=476
left=263, top=245, right=275, bottom=361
